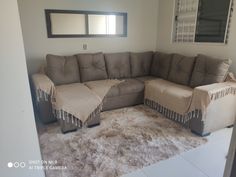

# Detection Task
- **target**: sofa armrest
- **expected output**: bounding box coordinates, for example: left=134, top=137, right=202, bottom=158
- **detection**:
left=31, top=74, right=56, bottom=124
left=31, top=74, right=55, bottom=102
left=190, top=82, right=236, bottom=113
left=190, top=82, right=236, bottom=136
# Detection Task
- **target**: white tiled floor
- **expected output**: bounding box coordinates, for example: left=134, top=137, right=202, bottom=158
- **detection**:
left=122, top=128, right=233, bottom=177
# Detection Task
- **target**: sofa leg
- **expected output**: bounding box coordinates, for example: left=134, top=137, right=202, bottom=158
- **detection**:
left=86, top=114, right=100, bottom=128
left=191, top=130, right=211, bottom=137
left=61, top=128, right=77, bottom=134
left=59, top=119, right=77, bottom=134
left=87, top=123, right=100, bottom=128
left=227, top=125, right=234, bottom=128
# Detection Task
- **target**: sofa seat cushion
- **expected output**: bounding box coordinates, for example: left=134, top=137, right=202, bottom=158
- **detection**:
left=168, top=54, right=195, bottom=85
left=85, top=79, right=144, bottom=98
left=118, top=79, right=144, bottom=95
left=46, top=54, right=80, bottom=85
left=190, top=54, right=232, bottom=88
left=85, top=80, right=119, bottom=98
left=76, top=53, right=108, bottom=82
left=135, top=76, right=156, bottom=82
left=130, top=52, right=153, bottom=77
left=151, top=52, right=172, bottom=79
left=102, top=92, right=144, bottom=111
left=104, top=52, right=131, bottom=79
left=145, top=79, right=193, bottom=114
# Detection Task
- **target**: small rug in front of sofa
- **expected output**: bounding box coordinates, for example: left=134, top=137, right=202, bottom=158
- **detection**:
left=38, top=105, right=207, bottom=177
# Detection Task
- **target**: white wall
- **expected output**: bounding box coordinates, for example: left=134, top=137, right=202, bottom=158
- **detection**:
left=18, top=0, right=159, bottom=74
left=157, top=0, right=236, bottom=73
left=0, top=0, right=44, bottom=177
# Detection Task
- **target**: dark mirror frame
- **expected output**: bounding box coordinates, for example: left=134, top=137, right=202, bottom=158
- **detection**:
left=45, top=9, right=128, bottom=38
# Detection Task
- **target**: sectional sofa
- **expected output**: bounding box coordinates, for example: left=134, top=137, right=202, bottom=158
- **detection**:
left=32, top=52, right=236, bottom=136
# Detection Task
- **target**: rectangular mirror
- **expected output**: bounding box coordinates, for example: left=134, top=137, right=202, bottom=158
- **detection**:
left=50, top=13, right=86, bottom=35
left=88, top=14, right=125, bottom=35
left=45, top=9, right=128, bottom=38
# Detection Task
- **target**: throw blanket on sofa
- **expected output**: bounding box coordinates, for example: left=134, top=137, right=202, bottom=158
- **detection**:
left=32, top=74, right=55, bottom=102
left=32, top=74, right=123, bottom=127
left=52, top=80, right=122, bottom=127
left=145, top=79, right=236, bottom=125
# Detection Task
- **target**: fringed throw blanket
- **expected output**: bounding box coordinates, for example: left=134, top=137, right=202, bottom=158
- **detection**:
left=52, top=83, right=102, bottom=127
left=52, top=80, right=122, bottom=127
left=32, top=74, right=55, bottom=102
left=145, top=79, right=236, bottom=125
left=189, top=82, right=236, bottom=120
left=144, top=99, right=202, bottom=126
left=32, top=73, right=122, bottom=127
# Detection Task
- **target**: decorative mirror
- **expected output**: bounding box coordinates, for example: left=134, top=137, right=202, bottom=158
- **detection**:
left=45, top=9, right=128, bottom=38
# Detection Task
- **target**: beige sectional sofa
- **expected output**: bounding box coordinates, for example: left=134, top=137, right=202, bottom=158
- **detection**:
left=32, top=52, right=236, bottom=136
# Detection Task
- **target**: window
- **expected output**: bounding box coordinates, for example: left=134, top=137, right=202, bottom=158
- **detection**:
left=173, top=0, right=233, bottom=43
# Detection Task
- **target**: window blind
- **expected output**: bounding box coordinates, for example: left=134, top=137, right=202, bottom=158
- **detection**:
left=173, top=0, right=199, bottom=42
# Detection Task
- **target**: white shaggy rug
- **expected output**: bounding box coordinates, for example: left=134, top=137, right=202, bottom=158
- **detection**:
left=38, top=105, right=207, bottom=177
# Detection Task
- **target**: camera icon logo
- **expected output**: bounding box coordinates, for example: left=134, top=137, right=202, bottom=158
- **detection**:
left=7, top=162, right=26, bottom=168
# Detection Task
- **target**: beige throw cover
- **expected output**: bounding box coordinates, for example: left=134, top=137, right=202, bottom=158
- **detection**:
left=189, top=82, right=236, bottom=119
left=32, top=73, right=122, bottom=127
left=145, top=78, right=236, bottom=124
left=52, top=80, right=122, bottom=126
left=32, top=74, right=55, bottom=102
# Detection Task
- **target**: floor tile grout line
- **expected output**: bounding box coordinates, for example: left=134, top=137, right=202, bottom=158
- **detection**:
left=179, top=155, right=211, bottom=177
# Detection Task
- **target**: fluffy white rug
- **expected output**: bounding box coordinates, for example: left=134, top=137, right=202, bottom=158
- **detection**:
left=38, top=105, right=207, bottom=177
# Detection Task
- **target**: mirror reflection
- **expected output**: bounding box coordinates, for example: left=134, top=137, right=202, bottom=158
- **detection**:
left=50, top=13, right=86, bottom=35
left=45, top=10, right=128, bottom=38
left=88, top=15, right=124, bottom=35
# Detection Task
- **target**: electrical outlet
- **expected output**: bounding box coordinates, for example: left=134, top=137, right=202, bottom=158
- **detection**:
left=83, top=44, right=87, bottom=50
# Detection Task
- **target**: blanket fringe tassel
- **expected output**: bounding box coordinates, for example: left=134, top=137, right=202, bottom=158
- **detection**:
left=210, top=86, right=236, bottom=101
left=52, top=103, right=103, bottom=128
left=144, top=99, right=202, bottom=127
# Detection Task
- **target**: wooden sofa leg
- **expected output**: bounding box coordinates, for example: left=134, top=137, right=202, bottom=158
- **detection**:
left=191, top=130, right=211, bottom=137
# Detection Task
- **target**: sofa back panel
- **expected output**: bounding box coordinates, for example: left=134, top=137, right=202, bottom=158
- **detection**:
left=151, top=52, right=172, bottom=79
left=104, top=52, right=131, bottom=79
left=76, top=53, right=108, bottom=82
left=168, top=54, right=195, bottom=86
left=190, top=54, right=232, bottom=87
left=46, top=54, right=80, bottom=85
left=130, top=51, right=153, bottom=77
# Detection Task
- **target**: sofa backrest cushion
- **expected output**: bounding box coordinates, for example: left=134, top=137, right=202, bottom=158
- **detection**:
left=151, top=52, right=172, bottom=79
left=168, top=54, right=195, bottom=85
left=104, top=52, right=131, bottom=79
left=76, top=53, right=108, bottom=82
left=46, top=54, right=80, bottom=85
left=130, top=51, right=153, bottom=77
left=190, top=54, right=232, bottom=87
